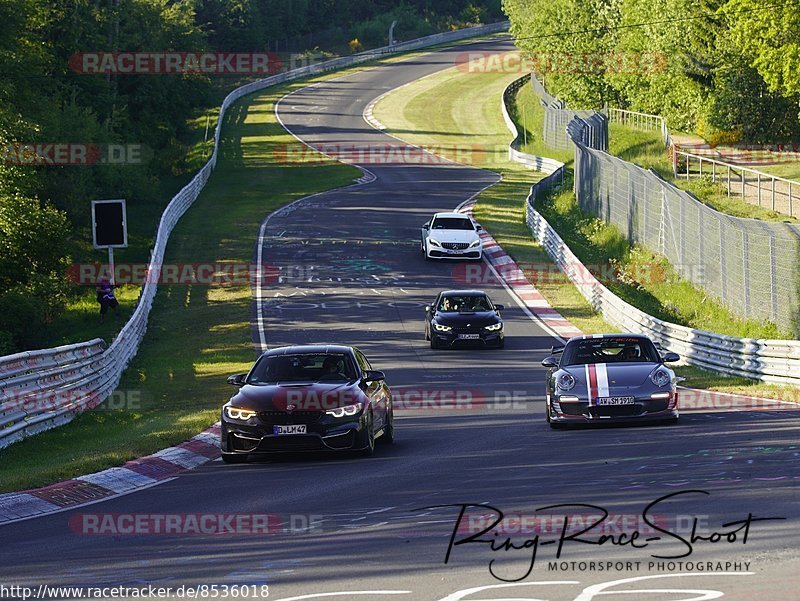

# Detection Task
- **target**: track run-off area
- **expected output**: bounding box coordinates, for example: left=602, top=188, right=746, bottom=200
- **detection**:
left=1, top=35, right=798, bottom=601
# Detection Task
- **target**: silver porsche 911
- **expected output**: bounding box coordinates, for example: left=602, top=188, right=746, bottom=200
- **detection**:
left=541, top=334, right=680, bottom=427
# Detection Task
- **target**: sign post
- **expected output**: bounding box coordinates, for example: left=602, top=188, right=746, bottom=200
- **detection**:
left=91, top=199, right=128, bottom=285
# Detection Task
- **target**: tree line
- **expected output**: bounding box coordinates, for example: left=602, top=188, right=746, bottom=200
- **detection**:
left=0, top=0, right=502, bottom=354
left=502, top=0, right=800, bottom=144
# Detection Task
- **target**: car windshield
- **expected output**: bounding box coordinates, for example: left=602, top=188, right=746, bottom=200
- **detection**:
left=561, top=337, right=661, bottom=365
left=431, top=217, right=474, bottom=230
left=247, top=353, right=357, bottom=384
left=438, top=295, right=492, bottom=312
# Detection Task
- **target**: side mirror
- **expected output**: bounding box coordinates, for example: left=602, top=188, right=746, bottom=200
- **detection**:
left=475, top=224, right=483, bottom=231
left=227, top=373, right=247, bottom=387
left=363, top=370, right=385, bottom=383
left=541, top=356, right=559, bottom=368
left=424, top=305, right=431, bottom=313
left=422, top=221, right=430, bottom=229
left=662, top=352, right=680, bottom=363
left=494, top=304, right=504, bottom=311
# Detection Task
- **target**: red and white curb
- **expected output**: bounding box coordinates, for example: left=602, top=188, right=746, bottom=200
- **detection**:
left=363, top=97, right=387, bottom=130
left=0, top=424, right=221, bottom=525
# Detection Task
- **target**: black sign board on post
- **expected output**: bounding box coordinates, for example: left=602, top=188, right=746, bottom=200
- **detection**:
left=91, top=199, right=128, bottom=285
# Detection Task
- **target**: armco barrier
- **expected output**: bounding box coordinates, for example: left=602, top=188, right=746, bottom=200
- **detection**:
left=500, top=76, right=800, bottom=386
left=0, top=22, right=510, bottom=450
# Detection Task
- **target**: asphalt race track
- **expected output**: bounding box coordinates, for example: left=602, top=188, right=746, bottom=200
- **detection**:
left=1, top=37, right=799, bottom=601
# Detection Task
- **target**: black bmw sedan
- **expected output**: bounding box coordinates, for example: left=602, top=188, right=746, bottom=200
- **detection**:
left=424, top=290, right=505, bottom=349
left=220, top=345, right=394, bottom=463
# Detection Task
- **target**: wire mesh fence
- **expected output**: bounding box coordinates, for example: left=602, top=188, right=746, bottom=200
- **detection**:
left=531, top=75, right=800, bottom=334
left=530, top=75, right=608, bottom=151
left=570, top=124, right=800, bottom=333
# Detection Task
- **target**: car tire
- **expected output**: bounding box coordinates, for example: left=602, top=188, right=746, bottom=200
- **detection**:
left=379, top=410, right=395, bottom=444
left=425, top=325, right=430, bottom=341
left=221, top=452, right=248, bottom=464
left=496, top=338, right=505, bottom=349
left=430, top=337, right=439, bottom=350
left=361, top=413, right=376, bottom=456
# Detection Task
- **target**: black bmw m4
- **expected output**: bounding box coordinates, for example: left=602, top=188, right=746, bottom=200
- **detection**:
left=424, top=289, right=505, bottom=349
left=220, top=345, right=394, bottom=462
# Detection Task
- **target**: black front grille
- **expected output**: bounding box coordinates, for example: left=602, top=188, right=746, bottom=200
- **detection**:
left=258, top=410, right=322, bottom=425
left=442, top=242, right=470, bottom=250
left=449, top=326, right=483, bottom=334
left=589, top=404, right=644, bottom=418
left=647, top=398, right=670, bottom=412
left=559, top=401, right=587, bottom=416
left=258, top=436, right=324, bottom=451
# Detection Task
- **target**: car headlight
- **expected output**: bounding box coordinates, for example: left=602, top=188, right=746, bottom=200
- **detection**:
left=556, top=373, right=576, bottom=391
left=433, top=323, right=452, bottom=332
left=483, top=322, right=503, bottom=331
left=325, top=403, right=363, bottom=418
left=650, top=368, right=672, bottom=387
left=469, top=239, right=481, bottom=248
left=224, top=406, right=257, bottom=421
left=428, top=238, right=442, bottom=247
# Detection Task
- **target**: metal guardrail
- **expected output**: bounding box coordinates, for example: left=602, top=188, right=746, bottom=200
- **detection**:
left=500, top=77, right=800, bottom=386
left=501, top=76, right=565, bottom=175
left=0, top=21, right=510, bottom=451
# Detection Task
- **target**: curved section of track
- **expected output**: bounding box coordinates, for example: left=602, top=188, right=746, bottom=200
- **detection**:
left=1, top=37, right=798, bottom=601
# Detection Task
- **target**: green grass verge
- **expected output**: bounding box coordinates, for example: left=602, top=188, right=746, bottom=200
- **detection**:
left=512, top=81, right=574, bottom=165
left=0, top=81, right=359, bottom=493
left=373, top=58, right=799, bottom=401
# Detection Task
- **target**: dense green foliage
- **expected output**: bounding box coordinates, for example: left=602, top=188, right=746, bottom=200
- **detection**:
left=502, top=0, right=800, bottom=142
left=0, top=0, right=502, bottom=353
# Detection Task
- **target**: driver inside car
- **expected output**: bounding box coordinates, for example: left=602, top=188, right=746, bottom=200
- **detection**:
left=621, top=345, right=640, bottom=361
left=321, top=356, right=345, bottom=379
